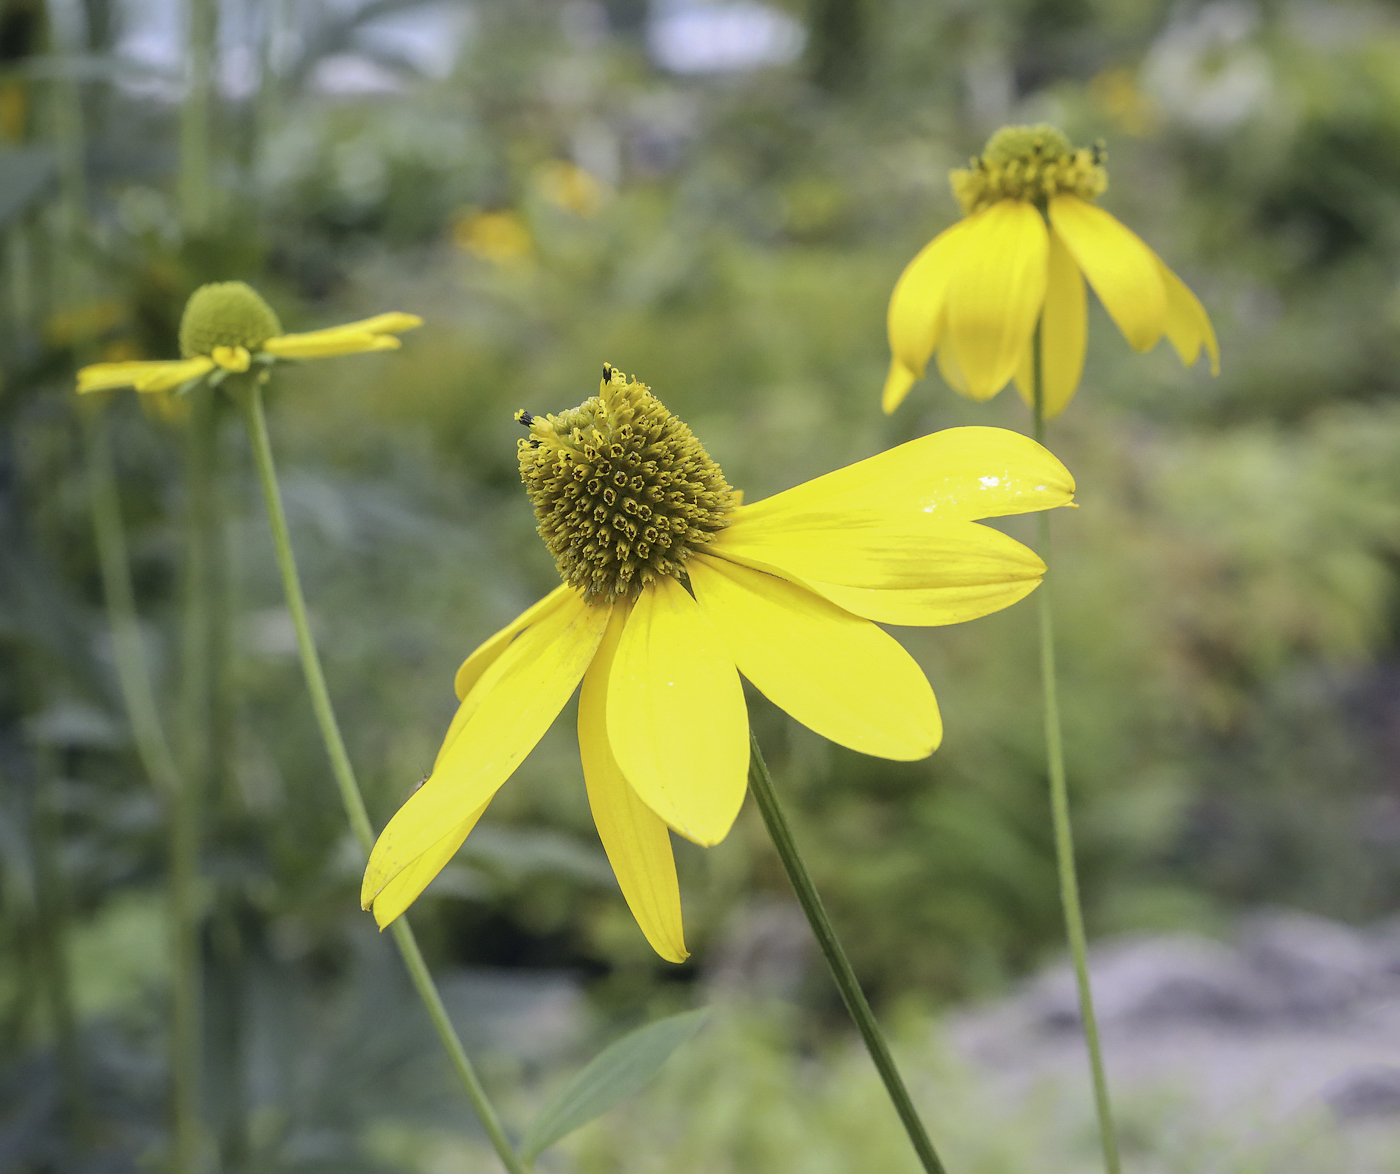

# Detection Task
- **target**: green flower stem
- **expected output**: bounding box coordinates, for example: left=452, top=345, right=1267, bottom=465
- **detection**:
left=173, top=389, right=220, bottom=1174
left=236, top=381, right=528, bottom=1174
left=1030, top=325, right=1121, bottom=1174
left=179, top=0, right=217, bottom=231
left=81, top=402, right=204, bottom=1168
left=746, top=733, right=948, bottom=1174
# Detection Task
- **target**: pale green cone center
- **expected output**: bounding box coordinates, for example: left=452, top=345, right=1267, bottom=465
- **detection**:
left=517, top=365, right=737, bottom=602
left=951, top=124, right=1107, bottom=214
left=179, top=281, right=282, bottom=358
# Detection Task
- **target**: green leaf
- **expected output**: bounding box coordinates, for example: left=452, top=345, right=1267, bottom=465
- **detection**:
left=520, top=1008, right=709, bottom=1160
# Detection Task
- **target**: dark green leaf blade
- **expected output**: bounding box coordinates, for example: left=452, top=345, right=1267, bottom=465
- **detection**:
left=520, top=1008, right=709, bottom=1160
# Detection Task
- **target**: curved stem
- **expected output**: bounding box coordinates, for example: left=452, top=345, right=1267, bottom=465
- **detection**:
left=236, top=381, right=528, bottom=1174
left=746, top=733, right=948, bottom=1174
left=1031, top=325, right=1121, bottom=1174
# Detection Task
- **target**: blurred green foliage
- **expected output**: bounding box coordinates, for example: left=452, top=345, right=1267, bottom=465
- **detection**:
left=4, top=0, right=1400, bottom=1167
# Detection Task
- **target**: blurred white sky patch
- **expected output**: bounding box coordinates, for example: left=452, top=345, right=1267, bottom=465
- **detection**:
left=109, top=0, right=475, bottom=100
left=648, top=0, right=805, bottom=75
left=1142, top=1, right=1272, bottom=133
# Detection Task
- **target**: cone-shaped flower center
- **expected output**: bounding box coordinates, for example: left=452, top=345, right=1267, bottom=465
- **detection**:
left=179, top=281, right=283, bottom=358
left=951, top=124, right=1107, bottom=215
left=518, top=365, right=737, bottom=602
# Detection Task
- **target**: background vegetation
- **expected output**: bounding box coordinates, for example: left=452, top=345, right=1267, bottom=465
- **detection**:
left=4, top=0, right=1400, bottom=1168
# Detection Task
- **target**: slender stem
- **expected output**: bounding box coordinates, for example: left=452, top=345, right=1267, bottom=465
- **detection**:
left=179, top=0, right=216, bottom=232
left=172, top=390, right=218, bottom=1174
left=83, top=402, right=205, bottom=1168
left=1030, top=325, right=1121, bottom=1174
left=746, top=734, right=948, bottom=1174
left=30, top=753, right=92, bottom=1140
left=80, top=406, right=184, bottom=801
left=236, top=381, right=528, bottom=1174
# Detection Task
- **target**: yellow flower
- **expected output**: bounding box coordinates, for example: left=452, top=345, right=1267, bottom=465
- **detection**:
left=884, top=125, right=1218, bottom=419
left=536, top=160, right=608, bottom=218
left=452, top=209, right=534, bottom=265
left=75, top=282, right=421, bottom=396
left=362, top=365, right=1075, bottom=962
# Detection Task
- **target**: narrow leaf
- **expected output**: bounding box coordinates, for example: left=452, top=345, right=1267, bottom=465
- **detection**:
left=521, top=1008, right=709, bottom=1159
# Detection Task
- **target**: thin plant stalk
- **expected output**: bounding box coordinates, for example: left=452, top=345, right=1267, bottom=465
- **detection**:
left=235, top=380, right=528, bottom=1174
left=171, top=389, right=220, bottom=1173
left=746, top=733, right=948, bottom=1174
left=1029, top=323, right=1121, bottom=1174
left=81, top=402, right=204, bottom=1167
left=179, top=0, right=216, bottom=232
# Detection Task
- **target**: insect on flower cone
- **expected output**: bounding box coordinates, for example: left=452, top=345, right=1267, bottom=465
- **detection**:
left=362, top=364, right=1077, bottom=962
left=884, top=124, right=1219, bottom=418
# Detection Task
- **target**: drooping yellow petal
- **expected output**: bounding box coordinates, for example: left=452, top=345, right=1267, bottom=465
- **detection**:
left=884, top=219, right=972, bottom=411
left=1048, top=195, right=1165, bottom=353
left=262, top=312, right=423, bottom=359
left=212, top=345, right=251, bottom=372
left=607, top=576, right=748, bottom=847
left=1013, top=227, right=1088, bottom=418
left=453, top=585, right=576, bottom=701
left=76, top=356, right=215, bottom=395
left=689, top=555, right=941, bottom=759
left=935, top=344, right=973, bottom=398
left=711, top=514, right=1045, bottom=626
left=944, top=200, right=1049, bottom=400
left=580, top=605, right=687, bottom=963
left=361, top=592, right=610, bottom=913
left=370, top=799, right=491, bottom=928
left=1157, top=259, right=1219, bottom=375
left=729, top=426, right=1075, bottom=526
left=882, top=360, right=918, bottom=415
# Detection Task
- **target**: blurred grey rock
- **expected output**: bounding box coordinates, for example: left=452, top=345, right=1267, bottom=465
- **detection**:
left=1325, top=1066, right=1400, bottom=1120
left=1241, top=910, right=1385, bottom=1018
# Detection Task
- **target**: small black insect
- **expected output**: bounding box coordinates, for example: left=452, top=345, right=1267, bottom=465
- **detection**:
left=515, top=409, right=535, bottom=426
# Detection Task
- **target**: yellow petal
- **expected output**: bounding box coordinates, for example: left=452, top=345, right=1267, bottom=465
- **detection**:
left=76, top=357, right=214, bottom=394
left=710, top=515, right=1045, bottom=627
left=935, top=344, right=973, bottom=398
left=361, top=592, right=610, bottom=911
left=882, top=360, right=918, bottom=415
left=580, top=605, right=688, bottom=963
left=262, top=313, right=422, bottom=360
left=945, top=201, right=1049, bottom=400
left=607, top=576, right=748, bottom=847
left=886, top=219, right=971, bottom=393
left=212, top=345, right=251, bottom=372
left=1014, top=227, right=1088, bottom=418
left=1048, top=196, right=1165, bottom=353
left=453, top=585, right=576, bottom=701
left=370, top=798, right=491, bottom=928
left=689, top=555, right=941, bottom=759
left=1158, top=259, right=1219, bottom=375
left=729, top=426, right=1075, bottom=526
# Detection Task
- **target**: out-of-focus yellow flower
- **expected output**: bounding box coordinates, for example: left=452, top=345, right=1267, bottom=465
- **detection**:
left=1090, top=67, right=1158, bottom=138
left=361, top=364, right=1075, bottom=962
left=45, top=300, right=126, bottom=348
left=75, top=282, right=421, bottom=396
left=536, top=161, right=607, bottom=217
left=452, top=209, right=533, bottom=264
left=884, top=125, right=1218, bottom=418
left=0, top=79, right=26, bottom=142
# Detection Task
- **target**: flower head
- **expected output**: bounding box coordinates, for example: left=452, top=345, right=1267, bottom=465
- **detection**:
left=75, top=281, right=421, bottom=397
left=884, top=124, right=1218, bottom=418
left=362, top=365, right=1075, bottom=962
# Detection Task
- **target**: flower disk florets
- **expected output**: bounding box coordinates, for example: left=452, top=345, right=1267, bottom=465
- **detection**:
left=518, top=366, right=737, bottom=602
left=951, top=124, right=1107, bottom=215
left=179, top=281, right=282, bottom=358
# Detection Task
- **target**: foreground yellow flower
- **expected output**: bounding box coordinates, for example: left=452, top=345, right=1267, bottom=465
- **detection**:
left=884, top=125, right=1218, bottom=418
left=75, top=281, right=421, bottom=396
left=362, top=365, right=1075, bottom=961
